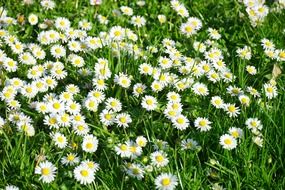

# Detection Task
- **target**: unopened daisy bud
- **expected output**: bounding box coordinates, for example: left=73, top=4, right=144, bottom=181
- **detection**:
left=158, top=15, right=166, bottom=24
left=142, top=156, right=148, bottom=164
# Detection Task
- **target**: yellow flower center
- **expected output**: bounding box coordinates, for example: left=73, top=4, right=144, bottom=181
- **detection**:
left=41, top=168, right=50, bottom=176
left=224, top=139, right=232, bottom=145
left=155, top=155, right=164, bottom=162
left=80, top=170, right=89, bottom=177
left=161, top=178, right=171, bottom=186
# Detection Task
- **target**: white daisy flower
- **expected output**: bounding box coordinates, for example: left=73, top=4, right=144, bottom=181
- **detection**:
left=141, top=95, right=158, bottom=111
left=35, top=161, right=57, bottom=183
left=150, top=151, right=169, bottom=168
left=82, top=134, right=99, bottom=153
left=195, top=117, right=212, bottom=132
left=219, top=134, right=237, bottom=150
left=154, top=173, right=178, bottom=190
left=74, top=164, right=95, bottom=185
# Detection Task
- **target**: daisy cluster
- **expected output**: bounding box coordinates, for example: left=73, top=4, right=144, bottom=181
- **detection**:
left=0, top=0, right=281, bottom=189
left=239, top=0, right=269, bottom=27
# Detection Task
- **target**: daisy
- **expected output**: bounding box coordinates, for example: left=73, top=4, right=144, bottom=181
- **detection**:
left=11, top=42, right=24, bottom=54
left=205, top=48, right=223, bottom=62
left=8, top=78, right=24, bottom=89
left=50, top=44, right=66, bottom=59
left=82, top=134, right=99, bottom=153
left=223, top=103, right=240, bottom=117
left=0, top=116, right=5, bottom=128
left=192, top=83, right=209, bottom=96
left=59, top=91, right=73, bottom=102
left=7, top=100, right=21, bottom=110
left=84, top=97, right=98, bottom=112
left=237, top=46, right=252, bottom=60
left=171, top=114, right=189, bottom=130
left=33, top=80, right=48, bottom=93
left=139, top=63, right=153, bottom=75
left=99, top=109, right=115, bottom=126
left=81, top=159, right=100, bottom=172
left=260, top=38, right=272, bottom=52
left=43, top=76, right=58, bottom=89
left=150, top=151, right=169, bottom=167
left=180, top=22, right=196, bottom=37
left=109, top=26, right=125, bottom=41
left=264, top=49, right=277, bottom=59
left=164, top=107, right=180, bottom=119
left=151, top=81, right=164, bottom=92
left=136, top=136, right=148, bottom=147
left=72, top=114, right=86, bottom=124
left=131, top=16, right=146, bottom=27
left=246, top=65, right=257, bottom=75
left=55, top=17, right=70, bottom=31
left=97, top=14, right=109, bottom=25
left=115, top=143, right=131, bottom=158
left=57, top=113, right=71, bottom=127
left=41, top=0, right=56, bottom=9
left=68, top=40, right=81, bottom=52
left=219, top=134, right=237, bottom=150
left=141, top=95, right=158, bottom=111
left=51, top=132, right=68, bottom=149
left=85, top=36, right=102, bottom=49
left=154, top=173, right=178, bottom=190
left=158, top=15, right=167, bottom=24
left=263, top=83, right=277, bottom=99
left=114, top=73, right=131, bottom=88
left=43, top=114, right=59, bottom=129
left=127, top=140, right=143, bottom=159
left=35, top=161, right=57, bottom=183
left=208, top=28, right=221, bottom=40
left=159, top=56, right=172, bottom=69
left=32, top=47, right=46, bottom=60
left=105, top=98, right=122, bottom=112
left=48, top=99, right=65, bottom=113
left=133, top=83, right=146, bottom=97
left=247, top=86, right=260, bottom=97
left=221, top=70, right=235, bottom=83
left=115, top=113, right=132, bottom=128
left=21, top=83, right=38, bottom=99
left=88, top=90, right=105, bottom=104
left=74, top=164, right=95, bottom=185
left=66, top=101, right=81, bottom=115
left=181, top=138, right=199, bottom=150
left=261, top=39, right=274, bottom=50
left=61, top=153, right=80, bottom=166
left=93, top=78, right=108, bottom=91
left=94, top=63, right=111, bottom=79
left=228, top=127, right=243, bottom=139
left=120, top=6, right=133, bottom=16
left=72, top=122, right=90, bottom=136
left=238, top=95, right=251, bottom=107
left=125, top=163, right=145, bottom=180
left=3, top=58, right=18, bottom=72
left=4, top=185, right=19, bottom=190
left=66, top=84, right=80, bottom=94
left=252, top=136, right=263, bottom=147
left=176, top=5, right=189, bottom=18
left=28, top=13, right=38, bottom=25
left=245, top=118, right=263, bottom=130
left=166, top=91, right=181, bottom=103
left=194, top=117, right=212, bottom=132
left=212, top=59, right=226, bottom=71
left=207, top=70, right=221, bottom=83
left=78, top=19, right=92, bottom=31
left=193, top=41, right=206, bottom=53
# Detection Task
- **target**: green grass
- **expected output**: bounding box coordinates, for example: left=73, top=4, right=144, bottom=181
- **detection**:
left=0, top=0, right=285, bottom=189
